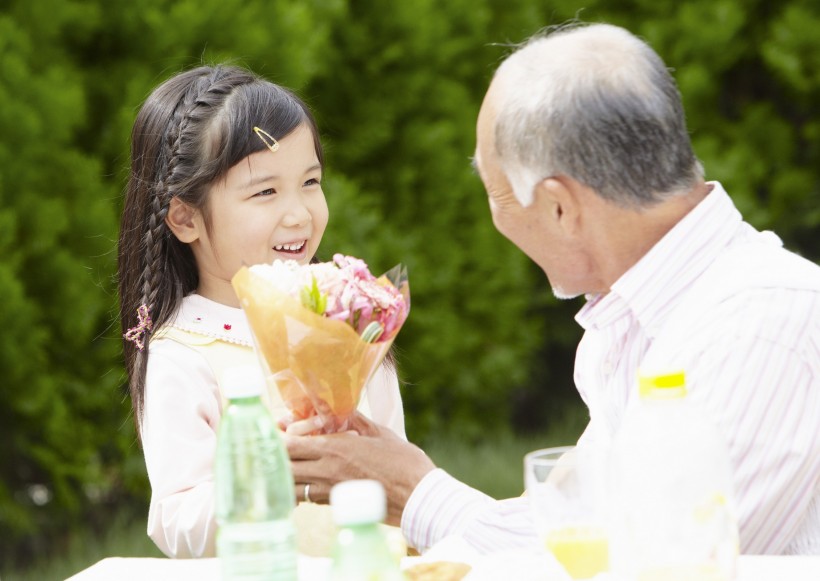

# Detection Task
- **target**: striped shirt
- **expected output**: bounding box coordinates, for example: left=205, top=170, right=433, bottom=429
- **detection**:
left=401, top=182, right=820, bottom=555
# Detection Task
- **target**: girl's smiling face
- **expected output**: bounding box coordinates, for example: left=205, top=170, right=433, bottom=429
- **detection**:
left=181, top=123, right=328, bottom=306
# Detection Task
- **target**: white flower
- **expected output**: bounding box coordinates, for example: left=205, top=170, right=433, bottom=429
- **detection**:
left=249, top=259, right=303, bottom=296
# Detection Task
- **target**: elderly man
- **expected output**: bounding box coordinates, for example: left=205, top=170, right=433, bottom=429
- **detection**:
left=287, top=22, right=820, bottom=556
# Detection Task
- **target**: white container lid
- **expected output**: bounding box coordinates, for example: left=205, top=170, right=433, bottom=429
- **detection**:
left=221, top=365, right=266, bottom=399
left=330, top=479, right=386, bottom=525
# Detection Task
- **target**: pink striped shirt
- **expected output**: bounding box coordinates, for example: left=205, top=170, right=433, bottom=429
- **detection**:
left=401, top=182, right=820, bottom=555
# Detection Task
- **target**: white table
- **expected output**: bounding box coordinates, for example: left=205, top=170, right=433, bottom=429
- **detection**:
left=67, top=554, right=820, bottom=581
left=65, top=555, right=326, bottom=581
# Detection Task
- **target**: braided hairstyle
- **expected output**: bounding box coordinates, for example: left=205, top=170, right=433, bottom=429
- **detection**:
left=118, top=65, right=323, bottom=431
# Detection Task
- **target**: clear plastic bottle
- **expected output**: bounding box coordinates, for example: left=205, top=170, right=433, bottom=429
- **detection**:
left=215, top=365, right=297, bottom=581
left=610, top=370, right=739, bottom=581
left=330, top=479, right=404, bottom=581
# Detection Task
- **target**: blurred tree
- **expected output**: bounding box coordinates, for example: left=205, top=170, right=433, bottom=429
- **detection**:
left=0, top=0, right=125, bottom=564
left=0, top=0, right=818, bottom=567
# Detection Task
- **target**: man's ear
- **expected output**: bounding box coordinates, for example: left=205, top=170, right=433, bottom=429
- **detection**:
left=533, top=176, right=582, bottom=235
left=165, top=197, right=201, bottom=243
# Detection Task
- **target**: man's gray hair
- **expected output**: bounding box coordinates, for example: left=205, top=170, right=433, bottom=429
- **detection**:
left=494, top=23, right=703, bottom=208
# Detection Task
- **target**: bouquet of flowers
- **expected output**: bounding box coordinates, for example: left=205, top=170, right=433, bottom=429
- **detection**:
left=232, top=254, right=409, bottom=432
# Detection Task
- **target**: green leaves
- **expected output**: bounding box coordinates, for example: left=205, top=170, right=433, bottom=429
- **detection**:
left=0, top=0, right=127, bottom=564
left=2, top=0, right=819, bottom=566
left=299, top=275, right=328, bottom=316
left=762, top=3, right=820, bottom=95
left=360, top=321, right=384, bottom=343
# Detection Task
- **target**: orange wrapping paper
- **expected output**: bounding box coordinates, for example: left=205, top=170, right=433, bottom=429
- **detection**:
left=232, top=265, right=407, bottom=432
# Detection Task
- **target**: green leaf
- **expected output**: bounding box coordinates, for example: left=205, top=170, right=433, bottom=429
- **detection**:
left=360, top=321, right=384, bottom=343
left=299, top=275, right=328, bottom=315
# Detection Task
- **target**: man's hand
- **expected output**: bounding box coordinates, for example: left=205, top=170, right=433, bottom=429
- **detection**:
left=286, top=412, right=436, bottom=526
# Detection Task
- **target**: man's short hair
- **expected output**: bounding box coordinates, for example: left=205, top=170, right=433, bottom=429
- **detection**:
left=494, top=22, right=703, bottom=208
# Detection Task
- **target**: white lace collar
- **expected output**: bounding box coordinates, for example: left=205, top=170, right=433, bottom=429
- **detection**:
left=168, top=294, right=254, bottom=346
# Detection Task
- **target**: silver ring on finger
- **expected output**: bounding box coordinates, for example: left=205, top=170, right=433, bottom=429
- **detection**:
left=304, top=482, right=312, bottom=503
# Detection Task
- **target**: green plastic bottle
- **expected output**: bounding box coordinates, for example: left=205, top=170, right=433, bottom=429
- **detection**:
left=215, top=365, right=297, bottom=581
left=330, top=480, right=404, bottom=581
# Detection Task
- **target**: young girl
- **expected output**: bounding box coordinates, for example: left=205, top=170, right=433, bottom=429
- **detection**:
left=118, top=64, right=406, bottom=559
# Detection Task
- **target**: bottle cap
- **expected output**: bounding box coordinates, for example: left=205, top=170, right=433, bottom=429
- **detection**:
left=221, top=365, right=266, bottom=399
left=638, top=370, right=687, bottom=399
left=330, top=479, right=386, bottom=526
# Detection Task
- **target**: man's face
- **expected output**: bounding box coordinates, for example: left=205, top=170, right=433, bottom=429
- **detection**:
left=474, top=80, right=585, bottom=299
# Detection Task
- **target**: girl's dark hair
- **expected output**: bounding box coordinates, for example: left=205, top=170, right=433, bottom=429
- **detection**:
left=118, top=64, right=323, bottom=430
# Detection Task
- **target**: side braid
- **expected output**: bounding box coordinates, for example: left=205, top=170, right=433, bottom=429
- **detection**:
left=141, top=187, right=168, bottom=313
left=136, top=73, right=218, bottom=323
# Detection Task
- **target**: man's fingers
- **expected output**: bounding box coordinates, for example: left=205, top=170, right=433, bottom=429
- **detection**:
left=287, top=434, right=353, bottom=478
left=286, top=434, right=325, bottom=460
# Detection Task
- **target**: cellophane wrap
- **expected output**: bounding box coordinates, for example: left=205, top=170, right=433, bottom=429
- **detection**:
left=232, top=262, right=409, bottom=432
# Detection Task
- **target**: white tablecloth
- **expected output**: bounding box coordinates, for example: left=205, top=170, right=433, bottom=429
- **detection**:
left=67, top=531, right=820, bottom=581
left=65, top=555, right=326, bottom=581
left=66, top=554, right=820, bottom=581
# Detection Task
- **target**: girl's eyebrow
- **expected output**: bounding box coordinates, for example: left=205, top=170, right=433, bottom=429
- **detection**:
left=245, top=175, right=275, bottom=188
left=244, top=164, right=322, bottom=189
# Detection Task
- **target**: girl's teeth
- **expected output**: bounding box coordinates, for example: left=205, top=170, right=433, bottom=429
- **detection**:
left=274, top=242, right=305, bottom=251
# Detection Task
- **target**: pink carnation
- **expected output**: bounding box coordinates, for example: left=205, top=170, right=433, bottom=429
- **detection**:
left=254, top=255, right=409, bottom=343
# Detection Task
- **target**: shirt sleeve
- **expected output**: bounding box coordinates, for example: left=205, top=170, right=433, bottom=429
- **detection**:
left=400, top=469, right=538, bottom=554
left=684, top=289, right=820, bottom=554
left=363, top=362, right=407, bottom=440
left=142, top=338, right=222, bottom=558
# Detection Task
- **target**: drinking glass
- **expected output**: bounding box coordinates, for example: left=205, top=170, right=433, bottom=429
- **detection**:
left=524, top=446, right=609, bottom=580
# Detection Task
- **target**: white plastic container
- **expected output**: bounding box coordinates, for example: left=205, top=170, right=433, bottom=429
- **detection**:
left=610, top=370, right=739, bottom=581
left=329, top=480, right=403, bottom=581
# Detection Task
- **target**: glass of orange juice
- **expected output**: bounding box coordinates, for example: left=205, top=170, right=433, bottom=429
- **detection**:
left=524, top=446, right=609, bottom=580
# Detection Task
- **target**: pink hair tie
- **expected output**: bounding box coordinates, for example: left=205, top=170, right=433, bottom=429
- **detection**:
left=124, top=304, right=153, bottom=351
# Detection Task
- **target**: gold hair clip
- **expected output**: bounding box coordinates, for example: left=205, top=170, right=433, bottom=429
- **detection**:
left=253, top=126, right=279, bottom=153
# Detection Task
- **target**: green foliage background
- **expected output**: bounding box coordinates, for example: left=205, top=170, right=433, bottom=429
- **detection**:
left=1, top=0, right=818, bottom=567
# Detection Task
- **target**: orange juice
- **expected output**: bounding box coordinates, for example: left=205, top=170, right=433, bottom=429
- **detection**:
left=545, top=526, right=609, bottom=579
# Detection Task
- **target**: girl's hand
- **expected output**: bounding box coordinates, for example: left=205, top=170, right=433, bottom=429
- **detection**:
left=278, top=398, right=365, bottom=435
left=280, top=414, right=327, bottom=436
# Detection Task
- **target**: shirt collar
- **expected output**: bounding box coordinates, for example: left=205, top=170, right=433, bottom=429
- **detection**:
left=576, top=182, right=742, bottom=336
left=168, top=293, right=254, bottom=346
